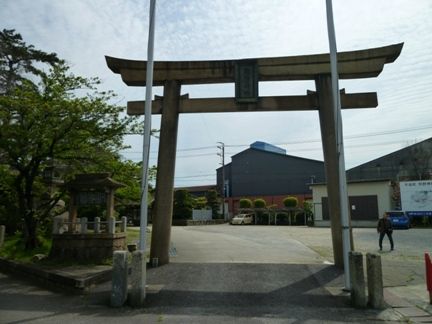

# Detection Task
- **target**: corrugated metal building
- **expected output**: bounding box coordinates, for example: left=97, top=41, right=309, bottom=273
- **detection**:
left=216, top=142, right=325, bottom=214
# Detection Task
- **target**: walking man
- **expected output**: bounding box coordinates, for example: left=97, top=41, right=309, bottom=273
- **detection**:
left=377, top=212, right=394, bottom=251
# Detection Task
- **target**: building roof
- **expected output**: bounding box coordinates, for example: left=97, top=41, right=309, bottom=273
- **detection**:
left=66, top=173, right=124, bottom=190
left=348, top=137, right=432, bottom=170
left=310, top=178, right=392, bottom=186
left=175, top=185, right=216, bottom=192
left=218, top=146, right=324, bottom=171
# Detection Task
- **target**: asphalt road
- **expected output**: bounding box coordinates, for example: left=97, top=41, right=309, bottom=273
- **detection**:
left=170, top=225, right=431, bottom=285
left=1, top=224, right=429, bottom=323
left=0, top=263, right=401, bottom=324
left=169, top=224, right=432, bottom=312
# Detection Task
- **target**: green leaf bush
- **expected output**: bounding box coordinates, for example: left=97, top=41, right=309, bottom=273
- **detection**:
left=253, top=198, right=266, bottom=208
left=239, top=198, right=253, bottom=208
left=283, top=196, right=298, bottom=208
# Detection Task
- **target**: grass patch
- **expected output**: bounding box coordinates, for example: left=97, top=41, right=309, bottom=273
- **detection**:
left=126, top=226, right=151, bottom=247
left=0, top=227, right=151, bottom=266
left=0, top=233, right=51, bottom=263
left=127, top=227, right=140, bottom=244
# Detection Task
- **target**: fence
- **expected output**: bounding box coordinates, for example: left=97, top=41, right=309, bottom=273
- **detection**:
left=53, top=216, right=127, bottom=235
left=192, top=209, right=212, bottom=221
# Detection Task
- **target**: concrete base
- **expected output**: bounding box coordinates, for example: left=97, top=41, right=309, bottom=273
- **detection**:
left=314, top=220, right=377, bottom=228
left=172, top=219, right=226, bottom=226
left=50, top=233, right=126, bottom=262
left=0, top=257, right=111, bottom=293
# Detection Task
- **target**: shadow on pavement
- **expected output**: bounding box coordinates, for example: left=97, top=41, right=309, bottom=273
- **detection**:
left=0, top=263, right=388, bottom=323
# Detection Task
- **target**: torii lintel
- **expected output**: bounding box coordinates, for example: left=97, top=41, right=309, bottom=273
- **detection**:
left=105, top=43, right=403, bottom=86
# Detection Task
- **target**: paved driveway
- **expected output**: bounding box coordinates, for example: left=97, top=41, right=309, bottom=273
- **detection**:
left=170, top=225, right=430, bottom=286
left=170, top=224, right=431, bottom=311
left=170, top=224, right=327, bottom=264
left=1, top=224, right=429, bottom=323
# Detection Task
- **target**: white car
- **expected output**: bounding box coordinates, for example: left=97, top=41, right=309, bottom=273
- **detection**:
left=230, top=213, right=254, bottom=225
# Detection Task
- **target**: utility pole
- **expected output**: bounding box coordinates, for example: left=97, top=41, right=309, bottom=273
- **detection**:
left=217, top=142, right=225, bottom=219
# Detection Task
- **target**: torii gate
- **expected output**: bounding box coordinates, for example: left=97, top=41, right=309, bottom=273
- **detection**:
left=106, top=43, right=403, bottom=268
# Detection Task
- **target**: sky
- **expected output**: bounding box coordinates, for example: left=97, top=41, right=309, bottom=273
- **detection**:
left=2, top=0, right=432, bottom=187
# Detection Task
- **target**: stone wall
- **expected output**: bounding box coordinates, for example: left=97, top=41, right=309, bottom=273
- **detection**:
left=50, top=233, right=126, bottom=262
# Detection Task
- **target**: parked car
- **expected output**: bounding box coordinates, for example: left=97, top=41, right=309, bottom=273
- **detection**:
left=230, top=213, right=254, bottom=225
left=386, top=211, right=410, bottom=229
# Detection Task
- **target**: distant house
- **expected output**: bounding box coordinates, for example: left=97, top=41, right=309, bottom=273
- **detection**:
left=175, top=185, right=217, bottom=197
left=216, top=141, right=325, bottom=215
left=311, top=137, right=432, bottom=227
left=311, top=179, right=393, bottom=227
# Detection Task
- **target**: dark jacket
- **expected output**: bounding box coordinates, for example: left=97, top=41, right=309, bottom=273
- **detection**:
left=377, top=218, right=393, bottom=233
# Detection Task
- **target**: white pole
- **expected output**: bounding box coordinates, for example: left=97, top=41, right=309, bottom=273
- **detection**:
left=325, top=0, right=351, bottom=290
left=136, top=0, right=156, bottom=302
left=139, top=0, right=156, bottom=251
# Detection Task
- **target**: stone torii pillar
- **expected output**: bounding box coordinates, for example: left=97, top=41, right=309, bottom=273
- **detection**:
left=151, top=80, right=181, bottom=264
left=106, top=43, right=403, bottom=267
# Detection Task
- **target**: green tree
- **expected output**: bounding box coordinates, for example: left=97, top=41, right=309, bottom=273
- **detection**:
left=0, top=30, right=135, bottom=249
left=173, top=189, right=193, bottom=220
left=303, top=200, right=314, bottom=226
left=0, top=29, right=59, bottom=94
left=193, top=196, right=207, bottom=209
left=205, top=190, right=220, bottom=219
left=0, top=165, right=20, bottom=233
left=283, top=196, right=299, bottom=225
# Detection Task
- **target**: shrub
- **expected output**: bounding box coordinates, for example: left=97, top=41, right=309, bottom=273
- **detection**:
left=253, top=198, right=266, bottom=209
left=303, top=200, right=314, bottom=226
left=276, top=212, right=289, bottom=225
left=283, top=196, right=298, bottom=208
left=193, top=196, right=207, bottom=209
left=205, top=190, right=220, bottom=219
left=239, top=198, right=253, bottom=208
left=173, top=190, right=193, bottom=220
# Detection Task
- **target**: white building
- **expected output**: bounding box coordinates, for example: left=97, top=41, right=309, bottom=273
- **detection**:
left=311, top=179, right=393, bottom=227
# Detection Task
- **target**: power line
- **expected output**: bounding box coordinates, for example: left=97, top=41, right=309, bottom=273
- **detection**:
left=226, top=124, right=432, bottom=147
left=175, top=174, right=214, bottom=179
left=120, top=124, right=432, bottom=155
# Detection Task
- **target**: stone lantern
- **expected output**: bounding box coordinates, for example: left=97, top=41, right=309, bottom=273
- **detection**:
left=50, top=173, right=127, bottom=262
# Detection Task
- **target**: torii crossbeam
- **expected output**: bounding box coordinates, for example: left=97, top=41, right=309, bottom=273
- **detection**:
left=106, top=43, right=403, bottom=267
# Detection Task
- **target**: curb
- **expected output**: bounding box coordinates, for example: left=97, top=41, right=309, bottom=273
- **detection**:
left=0, top=257, right=112, bottom=293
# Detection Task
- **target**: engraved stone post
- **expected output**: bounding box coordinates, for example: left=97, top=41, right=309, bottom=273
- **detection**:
left=129, top=250, right=146, bottom=307
left=349, top=251, right=367, bottom=308
left=367, top=253, right=384, bottom=309
left=111, top=251, right=128, bottom=307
